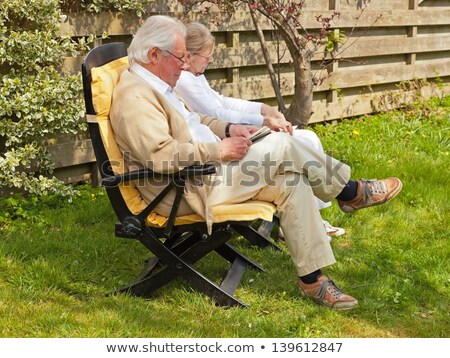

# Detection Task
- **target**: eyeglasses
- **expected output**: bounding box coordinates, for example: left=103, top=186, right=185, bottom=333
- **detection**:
left=163, top=50, right=189, bottom=64
left=195, top=52, right=214, bottom=61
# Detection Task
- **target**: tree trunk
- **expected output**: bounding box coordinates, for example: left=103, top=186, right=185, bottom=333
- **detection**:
left=286, top=54, right=313, bottom=127
left=256, top=5, right=314, bottom=126
left=249, top=6, right=287, bottom=114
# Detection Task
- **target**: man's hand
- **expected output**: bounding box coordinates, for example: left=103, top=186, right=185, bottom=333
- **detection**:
left=219, top=137, right=252, bottom=161
left=229, top=124, right=259, bottom=138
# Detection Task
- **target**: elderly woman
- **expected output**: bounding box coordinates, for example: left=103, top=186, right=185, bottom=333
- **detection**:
left=175, top=21, right=344, bottom=237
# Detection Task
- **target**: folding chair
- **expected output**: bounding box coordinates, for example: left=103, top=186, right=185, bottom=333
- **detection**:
left=81, top=42, right=280, bottom=307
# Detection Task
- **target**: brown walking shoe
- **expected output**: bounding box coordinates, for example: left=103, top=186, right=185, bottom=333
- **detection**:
left=338, top=177, right=403, bottom=213
left=298, top=275, right=358, bottom=310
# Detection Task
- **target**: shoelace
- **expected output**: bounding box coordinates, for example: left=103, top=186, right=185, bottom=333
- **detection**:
left=360, top=179, right=386, bottom=203
left=317, top=278, right=345, bottom=300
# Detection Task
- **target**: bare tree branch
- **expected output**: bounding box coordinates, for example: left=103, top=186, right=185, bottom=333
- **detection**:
left=249, top=5, right=287, bottom=114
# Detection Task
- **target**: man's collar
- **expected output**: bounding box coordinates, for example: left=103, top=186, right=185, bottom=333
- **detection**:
left=130, top=63, right=173, bottom=94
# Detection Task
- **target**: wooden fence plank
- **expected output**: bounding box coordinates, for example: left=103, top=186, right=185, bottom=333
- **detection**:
left=214, top=61, right=450, bottom=100
left=309, top=85, right=450, bottom=122
left=60, top=9, right=450, bottom=36
left=46, top=139, right=95, bottom=169
left=65, top=35, right=449, bottom=74
left=53, top=163, right=96, bottom=184
left=205, top=35, right=450, bottom=69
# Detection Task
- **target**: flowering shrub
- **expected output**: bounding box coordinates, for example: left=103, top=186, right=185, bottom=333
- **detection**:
left=62, top=0, right=153, bottom=16
left=0, top=0, right=151, bottom=197
left=0, top=1, right=85, bottom=196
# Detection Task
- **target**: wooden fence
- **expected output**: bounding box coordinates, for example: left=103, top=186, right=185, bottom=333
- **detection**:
left=53, top=0, right=450, bottom=184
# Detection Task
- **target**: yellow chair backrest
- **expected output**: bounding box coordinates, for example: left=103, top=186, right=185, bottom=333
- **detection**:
left=91, top=57, right=148, bottom=216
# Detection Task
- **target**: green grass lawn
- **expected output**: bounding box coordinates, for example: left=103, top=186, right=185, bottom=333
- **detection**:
left=0, top=97, right=448, bottom=338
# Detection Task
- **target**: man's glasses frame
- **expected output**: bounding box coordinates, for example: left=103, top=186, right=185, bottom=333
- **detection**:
left=163, top=49, right=189, bottom=64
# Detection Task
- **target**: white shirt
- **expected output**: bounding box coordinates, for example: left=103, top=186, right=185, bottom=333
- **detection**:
left=130, top=63, right=220, bottom=143
left=175, top=71, right=264, bottom=126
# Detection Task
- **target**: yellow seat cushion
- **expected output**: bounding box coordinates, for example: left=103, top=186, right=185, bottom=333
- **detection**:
left=90, top=56, right=276, bottom=227
left=145, top=201, right=276, bottom=227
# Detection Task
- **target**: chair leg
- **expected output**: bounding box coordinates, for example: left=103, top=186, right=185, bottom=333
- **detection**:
left=129, top=256, right=160, bottom=285
left=171, top=231, right=202, bottom=255
left=117, top=231, right=198, bottom=297
left=215, top=243, right=264, bottom=272
left=118, top=265, right=179, bottom=297
left=127, top=232, right=189, bottom=284
left=177, top=258, right=248, bottom=307
left=120, top=255, right=247, bottom=307
left=127, top=228, right=248, bottom=307
left=257, top=220, right=275, bottom=240
left=118, top=231, right=203, bottom=296
left=220, top=257, right=247, bottom=295
left=231, top=224, right=282, bottom=251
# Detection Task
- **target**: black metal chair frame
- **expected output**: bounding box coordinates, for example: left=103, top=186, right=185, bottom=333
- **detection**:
left=81, top=42, right=280, bottom=307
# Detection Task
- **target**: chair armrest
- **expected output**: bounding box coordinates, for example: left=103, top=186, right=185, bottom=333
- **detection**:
left=101, top=168, right=157, bottom=187
left=180, top=164, right=217, bottom=176
left=101, top=164, right=216, bottom=187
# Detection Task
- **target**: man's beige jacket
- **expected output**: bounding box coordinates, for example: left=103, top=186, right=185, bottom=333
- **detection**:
left=110, top=69, right=229, bottom=229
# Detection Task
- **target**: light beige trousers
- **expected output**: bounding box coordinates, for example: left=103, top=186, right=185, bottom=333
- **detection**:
left=206, top=132, right=351, bottom=276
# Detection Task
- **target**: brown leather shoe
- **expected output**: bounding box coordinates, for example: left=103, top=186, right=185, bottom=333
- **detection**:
left=298, top=275, right=358, bottom=310
left=338, top=177, right=403, bottom=213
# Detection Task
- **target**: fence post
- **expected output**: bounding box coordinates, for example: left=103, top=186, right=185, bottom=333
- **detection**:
left=328, top=0, right=341, bottom=125
left=226, top=31, right=240, bottom=84
left=407, top=0, right=419, bottom=65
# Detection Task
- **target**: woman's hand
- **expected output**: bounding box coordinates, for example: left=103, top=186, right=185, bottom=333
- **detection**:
left=261, top=104, right=293, bottom=135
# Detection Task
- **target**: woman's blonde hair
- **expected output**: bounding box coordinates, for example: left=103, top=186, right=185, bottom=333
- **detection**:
left=185, top=21, right=215, bottom=54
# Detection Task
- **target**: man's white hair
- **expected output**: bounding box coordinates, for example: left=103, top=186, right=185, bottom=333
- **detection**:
left=128, top=15, right=186, bottom=65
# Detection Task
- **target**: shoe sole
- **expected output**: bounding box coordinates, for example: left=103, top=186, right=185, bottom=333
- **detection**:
left=333, top=300, right=358, bottom=310
left=299, top=287, right=358, bottom=310
left=327, top=227, right=346, bottom=236
left=341, top=179, right=403, bottom=213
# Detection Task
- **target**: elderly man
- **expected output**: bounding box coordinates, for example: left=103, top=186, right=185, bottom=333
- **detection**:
left=110, top=15, right=402, bottom=310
